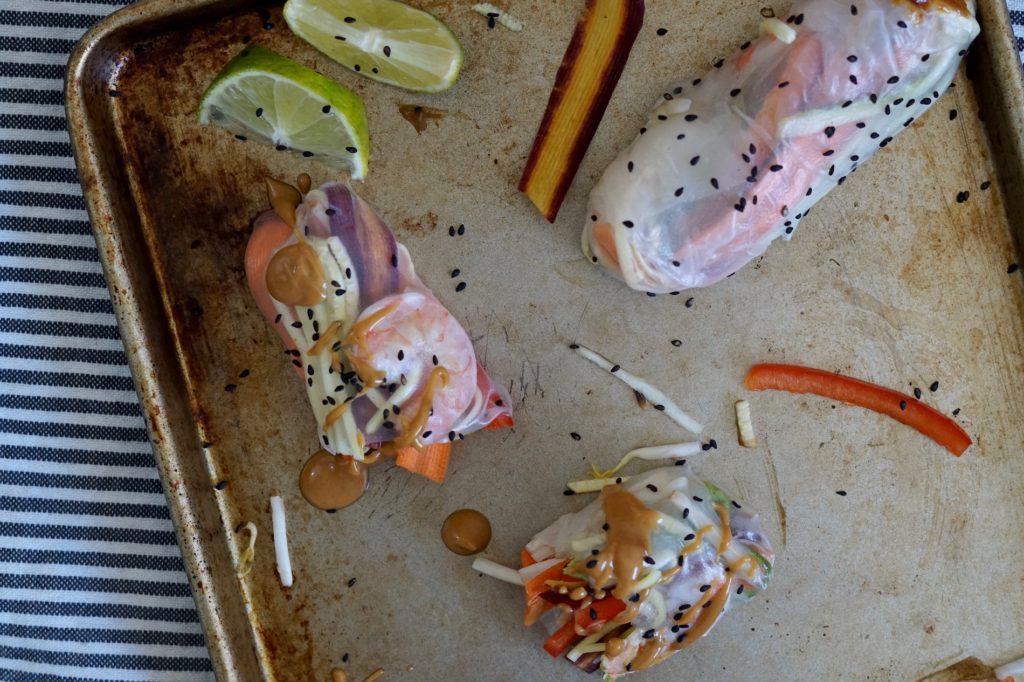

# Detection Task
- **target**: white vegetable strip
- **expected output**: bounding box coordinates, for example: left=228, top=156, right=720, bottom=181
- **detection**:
left=571, top=344, right=703, bottom=435
left=270, top=496, right=293, bottom=587
left=568, top=476, right=630, bottom=494
left=471, top=3, right=524, bottom=30
left=735, top=399, right=757, bottom=448
left=592, top=442, right=703, bottom=478
left=472, top=557, right=523, bottom=585
left=759, top=17, right=796, bottom=44
left=518, top=557, right=563, bottom=584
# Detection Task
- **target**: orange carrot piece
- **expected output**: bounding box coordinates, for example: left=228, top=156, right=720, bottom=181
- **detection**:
left=520, top=548, right=537, bottom=568
left=485, top=414, right=514, bottom=431
left=543, top=618, right=581, bottom=658
left=524, top=559, right=570, bottom=602
left=744, top=363, right=972, bottom=456
left=395, top=442, right=452, bottom=483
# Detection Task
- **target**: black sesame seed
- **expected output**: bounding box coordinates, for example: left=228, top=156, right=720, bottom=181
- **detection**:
left=448, top=225, right=455, bottom=236
left=672, top=260, right=681, bottom=267
left=346, top=146, right=358, bottom=154
left=856, top=122, right=866, bottom=128
left=684, top=533, right=695, bottom=541
left=646, top=484, right=658, bottom=493
left=922, top=53, right=930, bottom=61
left=850, top=75, right=858, bottom=85
left=950, top=109, right=958, bottom=120
left=981, top=180, right=991, bottom=190
left=643, top=629, right=656, bottom=639
left=214, top=480, right=227, bottom=490
left=693, top=495, right=703, bottom=502
left=692, top=78, right=702, bottom=86
left=779, top=81, right=790, bottom=88
left=656, top=27, right=668, bottom=36
left=823, top=149, right=834, bottom=157
left=842, top=100, right=853, bottom=108
left=671, top=339, right=682, bottom=347
left=888, top=75, right=900, bottom=84
left=897, top=20, right=907, bottom=28
left=611, top=364, right=620, bottom=373
left=770, top=164, right=783, bottom=172
left=794, top=13, right=804, bottom=24
left=956, top=191, right=969, bottom=203
left=851, top=4, right=858, bottom=14
left=602, top=523, right=610, bottom=531
left=730, top=88, right=741, bottom=97
left=700, top=584, right=711, bottom=592
left=302, top=151, right=314, bottom=158
left=234, top=134, right=247, bottom=141
left=455, top=282, right=466, bottom=292
left=643, top=556, right=655, bottom=565
left=847, top=55, right=858, bottom=63
left=629, top=593, right=640, bottom=603
left=354, top=64, right=361, bottom=72
left=899, top=400, right=907, bottom=410
left=690, top=155, right=700, bottom=166
left=627, top=161, right=634, bottom=172
left=714, top=59, right=724, bottom=68
left=870, top=132, right=880, bottom=139
left=623, top=220, right=634, bottom=228
left=674, top=187, right=684, bottom=197
left=953, top=408, right=961, bottom=416
left=458, top=224, right=465, bottom=235
left=1008, top=263, right=1020, bottom=274
left=676, top=633, right=687, bottom=643
left=685, top=114, right=698, bottom=122
left=255, top=107, right=263, bottom=117
left=570, top=432, right=581, bottom=441
left=711, top=178, right=719, bottom=189
left=276, top=144, right=287, bottom=151
left=291, top=321, right=302, bottom=329
left=737, top=585, right=745, bottom=594
left=914, top=387, right=922, bottom=399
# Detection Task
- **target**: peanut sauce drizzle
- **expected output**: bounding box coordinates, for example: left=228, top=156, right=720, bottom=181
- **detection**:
left=264, top=177, right=327, bottom=307
left=715, top=503, right=732, bottom=555
left=392, top=366, right=449, bottom=448
left=582, top=486, right=661, bottom=603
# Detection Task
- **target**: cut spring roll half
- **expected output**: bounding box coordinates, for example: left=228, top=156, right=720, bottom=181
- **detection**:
left=584, top=0, right=979, bottom=293
left=245, top=179, right=512, bottom=482
left=521, top=466, right=773, bottom=677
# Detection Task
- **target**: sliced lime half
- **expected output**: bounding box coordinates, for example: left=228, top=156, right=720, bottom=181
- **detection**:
left=284, top=0, right=463, bottom=93
left=199, top=45, right=370, bottom=179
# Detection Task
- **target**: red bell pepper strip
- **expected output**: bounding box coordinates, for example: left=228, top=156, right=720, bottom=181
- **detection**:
left=574, top=596, right=626, bottom=632
left=744, top=363, right=972, bottom=456
left=543, top=618, right=581, bottom=658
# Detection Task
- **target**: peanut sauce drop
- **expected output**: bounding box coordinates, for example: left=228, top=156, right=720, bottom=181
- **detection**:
left=264, top=177, right=327, bottom=306
left=299, top=450, right=367, bottom=510
left=441, top=509, right=492, bottom=555
left=584, top=485, right=660, bottom=602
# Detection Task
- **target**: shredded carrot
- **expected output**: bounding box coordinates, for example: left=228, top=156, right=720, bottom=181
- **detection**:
left=395, top=442, right=451, bottom=483
left=521, top=548, right=537, bottom=568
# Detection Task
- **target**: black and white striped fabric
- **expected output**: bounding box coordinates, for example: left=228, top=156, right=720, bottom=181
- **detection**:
left=0, top=0, right=1021, bottom=680
left=0, top=1, right=212, bottom=679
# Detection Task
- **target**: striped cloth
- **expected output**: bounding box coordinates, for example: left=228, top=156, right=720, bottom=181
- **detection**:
left=0, top=0, right=212, bottom=680
left=0, top=1, right=1021, bottom=680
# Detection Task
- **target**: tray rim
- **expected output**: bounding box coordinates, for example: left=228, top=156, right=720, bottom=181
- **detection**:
left=63, top=1, right=1024, bottom=680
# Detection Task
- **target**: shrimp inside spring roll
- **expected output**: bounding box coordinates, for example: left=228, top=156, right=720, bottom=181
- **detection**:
left=584, top=0, right=979, bottom=293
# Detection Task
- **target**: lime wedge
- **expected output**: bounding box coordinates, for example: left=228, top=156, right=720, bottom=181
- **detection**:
left=199, top=45, right=370, bottom=179
left=284, top=0, right=463, bottom=93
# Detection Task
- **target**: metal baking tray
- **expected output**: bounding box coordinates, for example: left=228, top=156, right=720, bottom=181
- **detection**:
left=66, top=0, right=1024, bottom=679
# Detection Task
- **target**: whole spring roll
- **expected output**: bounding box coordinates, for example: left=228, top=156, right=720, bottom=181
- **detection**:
left=583, top=0, right=980, bottom=293
left=245, top=180, right=512, bottom=481
left=521, top=466, right=773, bottom=677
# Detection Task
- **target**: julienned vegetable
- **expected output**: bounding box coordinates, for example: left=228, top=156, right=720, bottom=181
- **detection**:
left=744, top=363, right=972, bottom=456
left=519, top=0, right=645, bottom=222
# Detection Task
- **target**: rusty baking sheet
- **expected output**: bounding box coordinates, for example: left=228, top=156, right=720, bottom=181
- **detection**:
left=66, top=0, right=1024, bottom=680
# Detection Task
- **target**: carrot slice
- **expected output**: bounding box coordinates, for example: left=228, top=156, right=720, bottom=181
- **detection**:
left=395, top=442, right=452, bottom=483
left=543, top=618, right=581, bottom=658
left=519, top=0, right=645, bottom=222
left=524, top=559, right=570, bottom=602
left=744, top=363, right=972, bottom=456
left=485, top=414, right=514, bottom=431
left=574, top=596, right=625, bottom=632
left=520, top=548, right=536, bottom=568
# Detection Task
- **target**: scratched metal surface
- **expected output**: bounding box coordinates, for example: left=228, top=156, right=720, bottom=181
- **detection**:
left=66, top=0, right=1024, bottom=680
